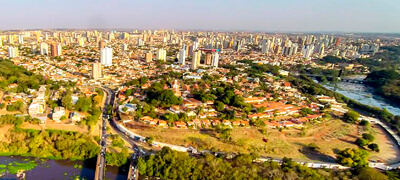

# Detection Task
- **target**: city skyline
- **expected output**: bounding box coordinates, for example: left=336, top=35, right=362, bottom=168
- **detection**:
left=1, top=0, right=400, bottom=33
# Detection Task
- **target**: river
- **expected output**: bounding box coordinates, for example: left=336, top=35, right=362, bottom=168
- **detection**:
left=0, top=156, right=128, bottom=180
left=323, top=75, right=400, bottom=116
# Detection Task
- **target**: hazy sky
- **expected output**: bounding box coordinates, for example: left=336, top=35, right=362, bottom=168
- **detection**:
left=1, top=0, right=400, bottom=33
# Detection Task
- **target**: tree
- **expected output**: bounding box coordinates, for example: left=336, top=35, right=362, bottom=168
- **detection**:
left=300, top=108, right=314, bottom=117
left=62, top=90, right=73, bottom=110
left=125, top=89, right=133, bottom=97
left=359, top=120, right=370, bottom=126
left=362, top=133, right=375, bottom=142
left=218, top=128, right=232, bottom=141
left=343, top=111, right=360, bottom=123
left=368, top=143, right=380, bottom=152
left=336, top=148, right=369, bottom=168
left=145, top=136, right=154, bottom=144
left=355, top=138, right=369, bottom=147
left=214, top=101, right=225, bottom=112
left=137, top=157, right=147, bottom=175
left=112, top=136, right=125, bottom=148
left=357, top=167, right=388, bottom=180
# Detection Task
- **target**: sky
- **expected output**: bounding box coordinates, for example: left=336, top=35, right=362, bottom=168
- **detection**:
left=1, top=0, right=400, bottom=33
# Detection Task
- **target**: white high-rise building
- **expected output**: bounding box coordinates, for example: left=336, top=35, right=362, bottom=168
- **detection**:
left=179, top=48, right=186, bottom=65
left=122, top=44, right=128, bottom=51
left=211, top=52, right=219, bottom=68
left=18, top=35, right=24, bottom=44
left=191, top=51, right=201, bottom=70
left=303, top=45, right=314, bottom=59
left=319, top=44, right=325, bottom=58
left=39, top=42, right=48, bottom=55
left=8, top=47, right=19, bottom=58
left=261, top=39, right=271, bottom=54
left=156, top=48, right=166, bottom=61
left=100, top=47, right=113, bottom=66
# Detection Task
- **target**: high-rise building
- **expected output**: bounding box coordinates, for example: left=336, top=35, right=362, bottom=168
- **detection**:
left=211, top=52, right=219, bottom=68
left=335, top=37, right=341, bottom=47
left=137, top=38, right=144, bottom=46
left=261, top=39, right=271, bottom=54
left=100, top=47, right=113, bottom=66
left=95, top=36, right=100, bottom=44
left=108, top=32, right=114, bottom=41
left=99, top=40, right=106, bottom=50
left=8, top=35, right=13, bottom=44
left=121, top=44, right=128, bottom=51
left=18, top=35, right=24, bottom=44
left=179, top=48, right=186, bottom=65
left=78, top=37, right=84, bottom=46
left=191, top=51, right=201, bottom=70
left=319, top=44, right=325, bottom=58
left=92, top=61, right=102, bottom=79
left=205, top=53, right=212, bottom=65
left=303, top=45, right=314, bottom=59
left=145, top=52, right=152, bottom=62
left=156, top=48, right=166, bottom=61
left=235, top=40, right=241, bottom=52
left=39, top=42, right=48, bottom=55
left=50, top=43, right=62, bottom=57
left=8, top=47, right=19, bottom=58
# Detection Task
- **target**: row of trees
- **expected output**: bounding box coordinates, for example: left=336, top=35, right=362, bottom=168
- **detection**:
left=137, top=147, right=388, bottom=180
left=355, top=133, right=380, bottom=152
left=0, top=126, right=99, bottom=160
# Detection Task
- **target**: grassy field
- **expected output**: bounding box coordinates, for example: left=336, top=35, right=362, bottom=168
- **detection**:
left=129, top=119, right=400, bottom=163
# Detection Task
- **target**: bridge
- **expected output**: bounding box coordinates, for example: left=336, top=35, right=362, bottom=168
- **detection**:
left=95, top=86, right=140, bottom=180
left=94, top=87, right=112, bottom=180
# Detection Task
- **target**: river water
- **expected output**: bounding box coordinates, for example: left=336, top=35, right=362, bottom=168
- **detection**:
left=323, top=75, right=400, bottom=116
left=0, top=156, right=128, bottom=180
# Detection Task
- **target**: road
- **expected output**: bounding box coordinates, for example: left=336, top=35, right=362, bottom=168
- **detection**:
left=94, top=87, right=112, bottom=180
left=100, top=86, right=140, bottom=180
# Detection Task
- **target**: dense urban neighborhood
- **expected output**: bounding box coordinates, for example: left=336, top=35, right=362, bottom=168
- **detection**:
left=0, top=29, right=399, bottom=180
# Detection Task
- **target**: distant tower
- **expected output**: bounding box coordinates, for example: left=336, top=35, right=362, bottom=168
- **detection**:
left=179, top=48, right=186, bottom=65
left=211, top=52, right=219, bottom=68
left=18, top=35, right=24, bottom=44
left=235, top=40, right=241, bottom=52
left=335, top=37, right=341, bottom=47
left=40, top=42, right=48, bottom=55
left=145, top=52, right=152, bottom=62
left=108, top=32, right=114, bottom=41
left=191, top=51, right=201, bottom=70
left=100, top=47, right=113, bottom=66
left=121, top=44, right=128, bottom=51
left=99, top=40, right=106, bottom=50
left=156, top=48, right=166, bottom=61
left=92, top=61, right=102, bottom=79
left=8, top=47, right=19, bottom=58
left=205, top=53, right=212, bottom=65
left=50, top=43, right=62, bottom=57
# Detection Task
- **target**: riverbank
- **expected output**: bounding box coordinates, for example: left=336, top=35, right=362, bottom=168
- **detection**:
left=290, top=75, right=400, bottom=140
left=324, top=77, right=400, bottom=116
left=0, top=155, right=128, bottom=179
